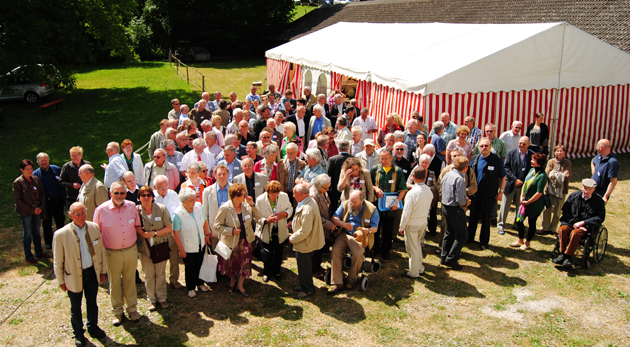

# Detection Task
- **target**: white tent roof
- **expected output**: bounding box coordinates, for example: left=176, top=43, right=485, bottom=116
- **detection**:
left=266, top=22, right=630, bottom=95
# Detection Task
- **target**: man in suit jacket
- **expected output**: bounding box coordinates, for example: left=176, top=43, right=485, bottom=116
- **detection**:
left=498, top=136, right=533, bottom=234
left=328, top=93, right=347, bottom=128
left=202, top=164, right=231, bottom=250
left=277, top=143, right=307, bottom=206
left=310, top=94, right=330, bottom=123
left=286, top=105, right=310, bottom=151
left=233, top=157, right=268, bottom=201
left=53, top=202, right=107, bottom=345
left=77, top=164, right=108, bottom=222
left=306, top=105, right=332, bottom=143
left=327, top=140, right=353, bottom=216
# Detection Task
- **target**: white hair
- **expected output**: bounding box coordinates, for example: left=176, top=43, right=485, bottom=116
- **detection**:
left=351, top=126, right=362, bottom=135
left=423, top=144, right=436, bottom=154
left=313, top=105, right=323, bottom=113
left=419, top=154, right=432, bottom=162
left=192, top=138, right=205, bottom=148
left=393, top=130, right=404, bottom=139
left=233, top=108, right=243, bottom=117
left=153, top=174, right=168, bottom=188
left=36, top=152, right=49, bottom=161
left=312, top=174, right=331, bottom=188
left=286, top=142, right=298, bottom=151
left=433, top=121, right=444, bottom=131
left=178, top=187, right=196, bottom=202
left=305, top=148, right=322, bottom=163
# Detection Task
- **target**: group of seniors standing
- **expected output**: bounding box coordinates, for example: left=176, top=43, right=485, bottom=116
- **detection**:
left=12, top=83, right=618, bottom=345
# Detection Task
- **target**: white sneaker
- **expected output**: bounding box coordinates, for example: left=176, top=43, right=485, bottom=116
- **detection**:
left=198, top=284, right=209, bottom=292
left=188, top=290, right=197, bottom=298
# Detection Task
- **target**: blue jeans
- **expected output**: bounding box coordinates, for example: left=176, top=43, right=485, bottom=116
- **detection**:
left=20, top=214, right=43, bottom=260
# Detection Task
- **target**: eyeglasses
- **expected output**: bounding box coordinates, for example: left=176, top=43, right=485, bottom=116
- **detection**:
left=485, top=130, right=494, bottom=133
left=153, top=155, right=164, bottom=159
left=395, top=148, right=404, bottom=151
left=514, top=127, right=522, bottom=129
left=201, top=170, right=207, bottom=173
left=140, top=194, right=152, bottom=198
left=112, top=192, right=125, bottom=195
left=173, top=103, right=180, bottom=106
left=479, top=145, right=490, bottom=148
left=71, top=212, right=87, bottom=216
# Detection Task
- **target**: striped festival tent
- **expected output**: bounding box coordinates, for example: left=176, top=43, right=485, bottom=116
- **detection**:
left=267, top=22, right=630, bottom=157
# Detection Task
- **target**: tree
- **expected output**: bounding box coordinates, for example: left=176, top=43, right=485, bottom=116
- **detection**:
left=0, top=0, right=139, bottom=91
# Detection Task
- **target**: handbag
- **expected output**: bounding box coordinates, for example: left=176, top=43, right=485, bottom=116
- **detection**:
left=252, top=221, right=271, bottom=263
left=215, top=210, right=239, bottom=260
left=137, top=206, right=170, bottom=264
left=198, top=246, right=218, bottom=283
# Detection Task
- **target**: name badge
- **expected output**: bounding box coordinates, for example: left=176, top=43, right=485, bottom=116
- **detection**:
left=403, top=170, right=408, bottom=173
left=33, top=187, right=37, bottom=190
left=364, top=219, right=371, bottom=223
left=388, top=180, right=394, bottom=183
left=177, top=162, right=182, bottom=167
left=128, top=219, right=135, bottom=224
left=55, top=176, right=60, bottom=180
left=522, top=168, right=526, bottom=171
left=597, top=171, right=601, bottom=176
left=93, top=240, right=98, bottom=246
left=244, top=215, right=251, bottom=220
left=488, top=166, right=495, bottom=171
left=359, top=180, right=365, bottom=183
left=235, top=167, right=241, bottom=171
left=155, top=217, right=162, bottom=221
left=255, top=182, right=260, bottom=186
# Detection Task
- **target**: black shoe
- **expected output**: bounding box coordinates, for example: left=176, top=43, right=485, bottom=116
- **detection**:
left=491, top=219, right=498, bottom=227
left=562, top=256, right=573, bottom=268
left=74, top=335, right=86, bottom=347
left=552, top=253, right=566, bottom=265
left=480, top=245, right=488, bottom=251
left=88, top=327, right=106, bottom=339
left=445, top=261, right=463, bottom=270
left=44, top=243, right=52, bottom=250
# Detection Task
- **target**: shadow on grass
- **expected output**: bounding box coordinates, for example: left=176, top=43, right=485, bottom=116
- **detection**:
left=189, top=59, right=265, bottom=70
left=68, top=62, right=170, bottom=74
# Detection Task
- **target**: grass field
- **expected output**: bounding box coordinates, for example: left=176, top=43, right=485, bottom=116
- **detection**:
left=0, top=62, right=628, bottom=346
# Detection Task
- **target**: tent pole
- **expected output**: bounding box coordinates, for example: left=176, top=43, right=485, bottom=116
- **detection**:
left=550, top=22, right=567, bottom=154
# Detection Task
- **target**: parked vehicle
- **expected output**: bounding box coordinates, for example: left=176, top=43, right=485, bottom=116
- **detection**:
left=0, top=64, right=57, bottom=103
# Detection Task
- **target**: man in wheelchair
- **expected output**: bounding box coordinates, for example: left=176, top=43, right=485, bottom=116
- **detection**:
left=328, top=190, right=379, bottom=294
left=552, top=178, right=606, bottom=268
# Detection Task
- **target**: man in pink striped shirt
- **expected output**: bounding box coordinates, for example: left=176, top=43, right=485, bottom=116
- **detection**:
left=93, top=181, right=145, bottom=326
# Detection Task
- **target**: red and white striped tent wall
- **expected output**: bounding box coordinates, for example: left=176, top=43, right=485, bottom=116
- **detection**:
left=266, top=22, right=630, bottom=158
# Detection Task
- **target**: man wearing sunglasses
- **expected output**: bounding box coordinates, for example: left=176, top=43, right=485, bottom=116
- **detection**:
left=144, top=148, right=179, bottom=192
left=468, top=137, right=506, bottom=251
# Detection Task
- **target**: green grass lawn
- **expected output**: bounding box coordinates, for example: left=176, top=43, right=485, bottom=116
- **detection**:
left=0, top=61, right=629, bottom=346
left=0, top=60, right=266, bottom=229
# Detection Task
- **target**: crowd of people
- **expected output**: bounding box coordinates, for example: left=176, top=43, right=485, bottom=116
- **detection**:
left=12, top=83, right=617, bottom=346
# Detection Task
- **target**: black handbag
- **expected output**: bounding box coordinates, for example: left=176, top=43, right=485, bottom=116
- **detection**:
left=138, top=206, right=171, bottom=264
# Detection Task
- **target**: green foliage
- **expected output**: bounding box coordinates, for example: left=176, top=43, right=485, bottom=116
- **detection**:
left=130, top=0, right=295, bottom=59
left=0, top=0, right=139, bottom=91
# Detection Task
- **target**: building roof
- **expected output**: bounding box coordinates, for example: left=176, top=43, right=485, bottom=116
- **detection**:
left=268, top=22, right=630, bottom=95
left=279, top=0, right=630, bottom=54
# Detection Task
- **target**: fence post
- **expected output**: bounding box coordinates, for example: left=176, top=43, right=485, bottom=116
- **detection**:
left=202, top=75, right=205, bottom=92
left=186, top=66, right=189, bottom=84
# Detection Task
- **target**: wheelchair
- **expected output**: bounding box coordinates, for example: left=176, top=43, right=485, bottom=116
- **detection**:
left=551, top=224, right=608, bottom=269
left=323, top=233, right=381, bottom=291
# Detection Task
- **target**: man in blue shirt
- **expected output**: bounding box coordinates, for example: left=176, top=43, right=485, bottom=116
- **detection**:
left=214, top=146, right=242, bottom=183
left=329, top=191, right=379, bottom=293
left=33, top=152, right=66, bottom=249
left=591, top=139, right=618, bottom=203
left=102, top=142, right=127, bottom=189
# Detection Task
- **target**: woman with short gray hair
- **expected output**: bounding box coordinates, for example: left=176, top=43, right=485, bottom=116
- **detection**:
left=254, top=144, right=279, bottom=181
left=296, top=148, right=325, bottom=185
left=172, top=187, right=211, bottom=298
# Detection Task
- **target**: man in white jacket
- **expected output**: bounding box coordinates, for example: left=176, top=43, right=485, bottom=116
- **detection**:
left=399, top=166, right=433, bottom=277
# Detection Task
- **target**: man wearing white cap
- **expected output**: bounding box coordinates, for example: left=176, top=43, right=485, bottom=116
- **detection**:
left=552, top=178, right=606, bottom=268
left=356, top=139, right=378, bottom=174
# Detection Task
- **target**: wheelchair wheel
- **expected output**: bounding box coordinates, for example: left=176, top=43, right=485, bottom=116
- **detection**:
left=360, top=275, right=369, bottom=291
left=343, top=255, right=352, bottom=270
left=324, top=268, right=331, bottom=285
left=577, top=238, right=590, bottom=270
left=371, top=260, right=381, bottom=274
left=592, top=226, right=608, bottom=263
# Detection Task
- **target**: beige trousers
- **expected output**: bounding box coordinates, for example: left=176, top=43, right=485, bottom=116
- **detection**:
left=331, top=233, right=364, bottom=286
left=104, top=245, right=138, bottom=315
left=139, top=253, right=168, bottom=303
left=404, top=223, right=426, bottom=276
left=542, top=195, right=564, bottom=232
